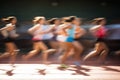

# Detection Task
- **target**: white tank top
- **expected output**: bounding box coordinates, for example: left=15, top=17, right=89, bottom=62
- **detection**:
left=57, top=24, right=75, bottom=42
left=6, top=23, right=18, bottom=38
left=32, top=24, right=43, bottom=40
left=41, top=25, right=54, bottom=40
left=33, top=24, right=53, bottom=40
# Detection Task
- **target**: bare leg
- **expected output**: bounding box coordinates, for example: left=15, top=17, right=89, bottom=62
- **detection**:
left=98, top=42, right=109, bottom=63
left=0, top=52, right=10, bottom=59
left=49, top=41, right=59, bottom=50
left=9, top=50, right=18, bottom=65
left=39, top=42, right=50, bottom=63
left=5, top=42, right=18, bottom=64
left=40, top=41, right=56, bottom=63
left=83, top=42, right=103, bottom=61
left=0, top=43, right=16, bottom=59
left=60, top=42, right=74, bottom=64
left=115, top=50, right=120, bottom=55
left=22, top=42, right=40, bottom=60
left=73, top=41, right=83, bottom=61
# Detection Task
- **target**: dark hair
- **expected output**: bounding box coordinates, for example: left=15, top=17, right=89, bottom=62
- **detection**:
left=61, top=17, right=70, bottom=23
left=92, top=18, right=106, bottom=25
left=62, top=16, right=77, bottom=23
left=69, top=16, right=77, bottom=22
left=48, top=18, right=59, bottom=24
left=2, top=16, right=16, bottom=23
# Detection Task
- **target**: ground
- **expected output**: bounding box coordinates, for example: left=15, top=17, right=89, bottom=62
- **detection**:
left=0, top=55, right=120, bottom=80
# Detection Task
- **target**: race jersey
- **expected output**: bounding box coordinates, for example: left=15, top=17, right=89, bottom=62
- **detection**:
left=32, top=24, right=43, bottom=41
left=32, top=24, right=53, bottom=40
left=41, top=25, right=54, bottom=40
left=1, top=23, right=18, bottom=38
left=95, top=26, right=106, bottom=38
left=57, top=24, right=75, bottom=42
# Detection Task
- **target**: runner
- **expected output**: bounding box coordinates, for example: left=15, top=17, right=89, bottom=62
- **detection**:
left=22, top=16, right=55, bottom=64
left=83, top=18, right=109, bottom=64
left=0, top=16, right=19, bottom=65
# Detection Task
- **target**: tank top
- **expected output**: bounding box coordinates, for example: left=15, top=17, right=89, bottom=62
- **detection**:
left=95, top=26, right=106, bottom=38
left=41, top=25, right=54, bottom=40
left=57, top=24, right=75, bottom=42
left=6, top=23, right=18, bottom=38
left=32, top=24, right=43, bottom=41
left=32, top=24, right=53, bottom=40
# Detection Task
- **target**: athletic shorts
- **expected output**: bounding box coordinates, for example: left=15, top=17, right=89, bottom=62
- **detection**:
left=57, top=35, right=74, bottom=42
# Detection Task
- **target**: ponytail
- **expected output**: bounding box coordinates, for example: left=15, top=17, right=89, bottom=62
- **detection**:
left=2, top=16, right=16, bottom=23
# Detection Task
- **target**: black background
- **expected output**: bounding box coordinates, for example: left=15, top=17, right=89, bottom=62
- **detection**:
left=0, top=0, right=120, bottom=22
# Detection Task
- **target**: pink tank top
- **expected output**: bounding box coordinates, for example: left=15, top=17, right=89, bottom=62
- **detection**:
left=95, top=26, right=106, bottom=38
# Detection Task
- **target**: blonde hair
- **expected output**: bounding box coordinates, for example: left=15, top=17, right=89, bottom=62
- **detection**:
left=33, top=16, right=45, bottom=24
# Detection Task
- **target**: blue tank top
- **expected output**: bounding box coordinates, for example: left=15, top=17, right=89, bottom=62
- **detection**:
left=66, top=26, right=75, bottom=42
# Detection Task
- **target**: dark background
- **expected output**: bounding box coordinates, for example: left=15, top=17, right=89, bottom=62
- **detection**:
left=0, top=0, right=120, bottom=52
left=0, top=0, right=120, bottom=23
